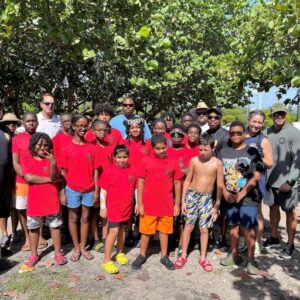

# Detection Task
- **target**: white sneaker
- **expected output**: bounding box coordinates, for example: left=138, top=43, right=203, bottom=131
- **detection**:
left=254, top=242, right=262, bottom=258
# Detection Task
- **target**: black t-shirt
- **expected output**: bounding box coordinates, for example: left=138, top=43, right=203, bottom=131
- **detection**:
left=204, top=126, right=229, bottom=155
left=218, top=145, right=264, bottom=206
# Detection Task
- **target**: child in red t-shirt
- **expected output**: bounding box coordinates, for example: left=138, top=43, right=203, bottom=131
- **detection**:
left=132, top=134, right=183, bottom=271
left=21, top=133, right=67, bottom=270
left=59, top=115, right=101, bottom=262
left=90, top=120, right=114, bottom=252
left=99, top=145, right=137, bottom=274
left=184, top=123, right=201, bottom=166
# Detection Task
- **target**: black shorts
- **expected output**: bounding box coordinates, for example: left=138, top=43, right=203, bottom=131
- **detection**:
left=108, top=220, right=128, bottom=229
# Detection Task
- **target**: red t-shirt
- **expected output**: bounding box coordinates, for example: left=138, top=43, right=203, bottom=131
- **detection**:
left=123, top=139, right=151, bottom=167
left=59, top=142, right=101, bottom=192
left=167, top=147, right=187, bottom=169
left=12, top=132, right=32, bottom=183
left=138, top=154, right=183, bottom=216
left=23, top=156, right=60, bottom=217
left=184, top=145, right=199, bottom=167
left=95, top=143, right=114, bottom=172
left=99, top=164, right=137, bottom=222
left=85, top=128, right=123, bottom=146
left=52, top=132, right=73, bottom=165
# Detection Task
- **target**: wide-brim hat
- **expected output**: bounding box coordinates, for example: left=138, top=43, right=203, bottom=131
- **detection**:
left=0, top=113, right=22, bottom=126
left=196, top=101, right=208, bottom=111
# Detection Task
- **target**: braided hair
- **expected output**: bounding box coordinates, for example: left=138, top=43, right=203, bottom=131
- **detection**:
left=29, top=132, right=53, bottom=156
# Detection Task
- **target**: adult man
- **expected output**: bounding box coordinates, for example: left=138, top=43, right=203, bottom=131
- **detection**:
left=194, top=101, right=209, bottom=134
left=204, top=107, right=229, bottom=155
left=263, top=102, right=300, bottom=259
left=110, top=97, right=151, bottom=139
left=36, top=93, right=61, bottom=138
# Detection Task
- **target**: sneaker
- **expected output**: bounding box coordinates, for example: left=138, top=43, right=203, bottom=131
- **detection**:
left=160, top=255, right=175, bottom=271
left=278, top=243, right=294, bottom=259
left=220, top=253, right=243, bottom=266
left=238, top=237, right=247, bottom=252
left=254, top=242, right=262, bottom=258
left=0, top=235, right=9, bottom=247
left=262, top=236, right=281, bottom=249
left=246, top=260, right=259, bottom=275
left=132, top=254, right=146, bottom=270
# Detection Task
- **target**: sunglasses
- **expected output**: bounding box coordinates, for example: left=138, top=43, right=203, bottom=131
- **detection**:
left=170, top=131, right=185, bottom=138
left=43, top=102, right=54, bottom=107
left=229, top=131, right=244, bottom=136
left=208, top=115, right=221, bottom=120
left=196, top=111, right=207, bottom=116
left=273, top=111, right=286, bottom=117
left=5, top=121, right=18, bottom=125
left=123, top=104, right=134, bottom=107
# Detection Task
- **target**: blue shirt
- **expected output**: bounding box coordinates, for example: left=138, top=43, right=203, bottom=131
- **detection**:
left=110, top=114, right=152, bottom=139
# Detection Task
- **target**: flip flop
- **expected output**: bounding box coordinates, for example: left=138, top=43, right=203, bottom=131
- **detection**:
left=81, top=251, right=94, bottom=260
left=199, top=259, right=213, bottom=272
left=174, top=256, right=188, bottom=269
left=102, top=261, right=119, bottom=274
left=70, top=252, right=81, bottom=262
left=38, top=240, right=48, bottom=249
left=21, top=243, right=31, bottom=251
left=115, top=253, right=128, bottom=265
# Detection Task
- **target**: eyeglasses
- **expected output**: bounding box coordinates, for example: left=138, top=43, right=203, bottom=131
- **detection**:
left=229, top=131, right=244, bottom=136
left=208, top=115, right=221, bottom=120
left=43, top=102, right=54, bottom=107
left=74, top=125, right=88, bottom=129
left=123, top=104, right=134, bottom=107
left=62, top=120, right=71, bottom=123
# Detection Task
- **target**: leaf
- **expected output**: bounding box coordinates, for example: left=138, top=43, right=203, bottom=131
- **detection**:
left=137, top=26, right=151, bottom=38
left=49, top=281, right=61, bottom=289
left=44, top=261, right=54, bottom=268
left=82, top=48, right=95, bottom=60
left=210, top=293, right=221, bottom=299
left=67, top=274, right=80, bottom=282
left=4, top=290, right=17, bottom=297
left=96, top=274, right=106, bottom=281
left=214, top=249, right=224, bottom=256
left=186, top=272, right=192, bottom=276
left=114, top=273, right=126, bottom=280
left=291, top=76, right=300, bottom=87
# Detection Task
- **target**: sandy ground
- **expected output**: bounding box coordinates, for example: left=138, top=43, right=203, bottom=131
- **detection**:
left=0, top=203, right=299, bottom=300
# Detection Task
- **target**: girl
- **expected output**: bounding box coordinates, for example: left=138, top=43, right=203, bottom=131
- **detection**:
left=60, top=114, right=101, bottom=262
left=99, top=145, right=137, bottom=274
left=152, top=119, right=173, bottom=147
left=91, top=120, right=114, bottom=252
left=22, top=133, right=67, bottom=269
left=124, top=116, right=151, bottom=167
left=245, top=110, right=273, bottom=256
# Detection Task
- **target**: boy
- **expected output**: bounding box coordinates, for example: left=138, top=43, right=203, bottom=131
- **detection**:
left=174, top=135, right=222, bottom=271
left=132, top=134, right=183, bottom=270
left=218, top=121, right=263, bottom=275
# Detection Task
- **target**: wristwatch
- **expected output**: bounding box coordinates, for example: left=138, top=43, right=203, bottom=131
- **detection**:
left=286, top=179, right=296, bottom=187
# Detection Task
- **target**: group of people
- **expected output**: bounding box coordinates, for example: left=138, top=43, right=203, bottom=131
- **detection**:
left=0, top=94, right=299, bottom=276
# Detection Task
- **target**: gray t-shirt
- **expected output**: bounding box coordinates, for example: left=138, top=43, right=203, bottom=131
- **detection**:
left=218, top=145, right=264, bottom=206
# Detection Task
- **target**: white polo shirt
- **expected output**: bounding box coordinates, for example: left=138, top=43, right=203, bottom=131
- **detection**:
left=36, top=112, right=61, bottom=138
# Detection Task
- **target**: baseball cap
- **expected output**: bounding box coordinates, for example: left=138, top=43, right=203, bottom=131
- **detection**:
left=207, top=106, right=222, bottom=116
left=270, top=102, right=287, bottom=115
left=196, top=101, right=208, bottom=110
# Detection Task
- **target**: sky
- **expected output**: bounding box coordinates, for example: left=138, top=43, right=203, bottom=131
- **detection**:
left=249, top=87, right=299, bottom=110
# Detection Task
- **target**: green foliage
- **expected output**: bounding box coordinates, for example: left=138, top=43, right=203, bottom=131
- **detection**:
left=0, top=0, right=299, bottom=118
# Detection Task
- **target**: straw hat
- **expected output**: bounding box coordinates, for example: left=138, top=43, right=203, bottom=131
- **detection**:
left=0, top=113, right=22, bottom=126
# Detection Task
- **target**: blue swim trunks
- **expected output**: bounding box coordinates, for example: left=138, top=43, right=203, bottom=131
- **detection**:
left=185, top=189, right=213, bottom=228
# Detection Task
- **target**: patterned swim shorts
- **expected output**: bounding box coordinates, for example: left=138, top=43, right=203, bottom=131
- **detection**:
left=185, top=189, right=213, bottom=228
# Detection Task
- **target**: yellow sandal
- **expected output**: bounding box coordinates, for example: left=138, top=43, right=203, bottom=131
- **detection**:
left=116, top=253, right=128, bottom=265
left=102, top=261, right=119, bottom=274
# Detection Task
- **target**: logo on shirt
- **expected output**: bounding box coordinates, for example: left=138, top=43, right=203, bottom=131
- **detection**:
left=279, top=137, right=285, bottom=144
left=43, top=166, right=49, bottom=174
left=165, top=168, right=174, bottom=177
left=85, top=153, right=92, bottom=161
left=141, top=147, right=149, bottom=155
left=128, top=175, right=136, bottom=184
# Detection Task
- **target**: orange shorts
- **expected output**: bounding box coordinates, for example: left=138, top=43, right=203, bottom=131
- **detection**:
left=139, top=215, right=173, bottom=235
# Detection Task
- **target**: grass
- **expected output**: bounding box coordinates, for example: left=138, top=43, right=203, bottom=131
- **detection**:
left=6, top=269, right=75, bottom=300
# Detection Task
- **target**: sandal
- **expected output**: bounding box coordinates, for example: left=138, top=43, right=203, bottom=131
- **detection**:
left=102, top=261, right=119, bottom=274
left=81, top=251, right=94, bottom=260
left=24, top=255, right=39, bottom=268
left=38, top=240, right=48, bottom=250
left=174, top=256, right=188, bottom=269
left=115, top=253, right=128, bottom=265
left=54, top=254, right=68, bottom=266
left=21, top=243, right=31, bottom=251
left=70, top=252, right=81, bottom=262
left=93, top=241, right=105, bottom=252
left=199, top=259, right=213, bottom=272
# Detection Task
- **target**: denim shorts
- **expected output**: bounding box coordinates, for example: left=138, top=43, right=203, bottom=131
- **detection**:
left=225, top=204, right=258, bottom=229
left=27, top=214, right=63, bottom=230
left=65, top=186, right=94, bottom=208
